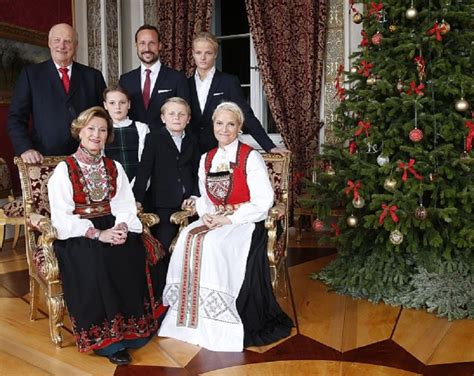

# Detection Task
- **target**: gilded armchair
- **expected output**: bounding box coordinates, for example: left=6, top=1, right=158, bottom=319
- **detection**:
left=171, top=152, right=291, bottom=293
left=14, top=156, right=159, bottom=348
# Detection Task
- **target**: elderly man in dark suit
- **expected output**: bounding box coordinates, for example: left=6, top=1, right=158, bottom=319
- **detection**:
left=119, top=25, right=190, bottom=131
left=189, top=31, right=288, bottom=154
left=7, top=23, right=106, bottom=163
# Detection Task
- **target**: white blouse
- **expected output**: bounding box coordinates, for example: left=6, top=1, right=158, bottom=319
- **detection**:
left=48, top=159, right=143, bottom=240
left=195, top=139, right=274, bottom=224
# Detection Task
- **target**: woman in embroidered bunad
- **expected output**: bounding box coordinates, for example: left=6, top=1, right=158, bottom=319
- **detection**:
left=159, top=102, right=293, bottom=352
left=47, top=106, right=166, bottom=365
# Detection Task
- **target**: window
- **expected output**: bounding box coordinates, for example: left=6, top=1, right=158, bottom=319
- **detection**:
left=212, top=0, right=278, bottom=134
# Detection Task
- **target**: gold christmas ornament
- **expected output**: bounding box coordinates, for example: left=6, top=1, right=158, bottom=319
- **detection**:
left=415, top=205, right=428, bottom=220
left=429, top=173, right=437, bottom=182
left=377, top=154, right=390, bottom=166
left=350, top=66, right=358, bottom=74
left=352, top=197, right=365, bottom=209
left=353, top=12, right=363, bottom=24
left=326, top=165, right=336, bottom=175
left=454, top=98, right=470, bottom=112
left=460, top=151, right=470, bottom=160
left=366, top=76, right=377, bottom=86
left=389, top=229, right=404, bottom=245
left=406, top=7, right=418, bottom=20
left=346, top=214, right=358, bottom=227
left=383, top=177, right=397, bottom=192
left=389, top=24, right=398, bottom=33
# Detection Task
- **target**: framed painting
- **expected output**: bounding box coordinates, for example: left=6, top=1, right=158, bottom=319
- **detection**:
left=0, top=22, right=50, bottom=104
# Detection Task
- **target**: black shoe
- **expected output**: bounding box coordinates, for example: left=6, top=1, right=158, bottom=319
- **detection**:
left=107, top=349, right=131, bottom=365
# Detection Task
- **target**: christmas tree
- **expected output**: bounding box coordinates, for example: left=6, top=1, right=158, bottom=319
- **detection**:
left=304, top=0, right=473, bottom=320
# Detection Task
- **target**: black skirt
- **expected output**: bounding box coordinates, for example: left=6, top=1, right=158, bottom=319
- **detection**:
left=236, top=222, right=293, bottom=347
left=54, top=215, right=166, bottom=352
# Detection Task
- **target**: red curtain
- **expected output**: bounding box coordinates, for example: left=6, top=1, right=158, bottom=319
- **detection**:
left=157, top=0, right=213, bottom=77
left=245, top=0, right=327, bottom=182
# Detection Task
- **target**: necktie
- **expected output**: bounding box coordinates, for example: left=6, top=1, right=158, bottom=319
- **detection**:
left=59, top=67, right=70, bottom=94
left=143, top=69, right=151, bottom=109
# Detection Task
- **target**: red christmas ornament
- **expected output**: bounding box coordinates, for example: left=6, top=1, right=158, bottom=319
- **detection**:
left=371, top=32, right=383, bottom=45
left=312, top=219, right=325, bottom=232
left=409, top=128, right=424, bottom=142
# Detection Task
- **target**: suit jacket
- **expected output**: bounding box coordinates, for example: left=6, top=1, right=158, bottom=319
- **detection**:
left=7, top=59, right=106, bottom=156
left=119, top=64, right=190, bottom=131
left=188, top=69, right=276, bottom=153
left=133, top=126, right=200, bottom=209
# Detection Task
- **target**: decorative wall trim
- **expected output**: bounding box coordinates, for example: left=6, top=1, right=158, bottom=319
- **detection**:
left=322, top=0, right=344, bottom=145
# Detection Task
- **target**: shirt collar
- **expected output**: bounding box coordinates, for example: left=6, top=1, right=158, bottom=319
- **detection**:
left=219, top=138, right=239, bottom=153
left=113, top=117, right=133, bottom=128
left=195, top=66, right=216, bottom=82
left=166, top=127, right=185, bottom=139
left=141, top=60, right=161, bottom=76
left=54, top=62, right=73, bottom=73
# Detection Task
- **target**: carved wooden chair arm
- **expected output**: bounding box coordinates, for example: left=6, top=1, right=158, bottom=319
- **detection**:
left=138, top=212, right=160, bottom=234
left=169, top=208, right=196, bottom=253
left=27, top=213, right=61, bottom=281
left=265, top=202, right=287, bottom=266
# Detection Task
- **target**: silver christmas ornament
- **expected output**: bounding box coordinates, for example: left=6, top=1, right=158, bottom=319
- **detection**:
left=377, top=154, right=390, bottom=166
left=454, top=98, right=470, bottom=112
left=389, top=229, right=404, bottom=245
left=346, top=215, right=358, bottom=227
left=352, top=197, right=365, bottom=209
left=406, top=7, right=418, bottom=20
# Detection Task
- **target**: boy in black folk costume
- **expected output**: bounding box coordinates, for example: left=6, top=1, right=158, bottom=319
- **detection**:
left=133, top=97, right=200, bottom=256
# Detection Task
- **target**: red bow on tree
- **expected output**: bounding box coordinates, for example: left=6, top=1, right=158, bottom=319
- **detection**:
left=427, top=22, right=443, bottom=42
left=331, top=223, right=341, bottom=236
left=465, top=120, right=474, bottom=152
left=358, top=60, right=373, bottom=77
left=360, top=30, right=369, bottom=47
left=355, top=120, right=371, bottom=137
left=368, top=1, right=384, bottom=18
left=344, top=180, right=361, bottom=200
left=349, top=141, right=357, bottom=154
left=378, top=203, right=399, bottom=225
left=398, top=159, right=423, bottom=181
left=407, top=81, right=425, bottom=96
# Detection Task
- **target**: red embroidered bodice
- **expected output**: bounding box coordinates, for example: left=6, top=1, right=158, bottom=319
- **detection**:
left=204, top=142, right=252, bottom=206
left=65, top=156, right=118, bottom=218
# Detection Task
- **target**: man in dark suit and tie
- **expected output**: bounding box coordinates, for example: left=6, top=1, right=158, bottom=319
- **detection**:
left=119, top=25, right=190, bottom=131
left=189, top=31, right=288, bottom=154
left=7, top=23, right=106, bottom=163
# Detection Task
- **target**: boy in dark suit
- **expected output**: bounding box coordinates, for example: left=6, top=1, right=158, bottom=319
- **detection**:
left=133, top=97, right=200, bottom=254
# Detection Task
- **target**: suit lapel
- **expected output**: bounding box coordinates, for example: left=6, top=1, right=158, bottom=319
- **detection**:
left=160, top=127, right=180, bottom=153
left=68, top=62, right=81, bottom=99
left=202, top=70, right=221, bottom=119
left=188, top=75, right=202, bottom=117
left=149, top=65, right=167, bottom=108
left=131, top=67, right=147, bottom=113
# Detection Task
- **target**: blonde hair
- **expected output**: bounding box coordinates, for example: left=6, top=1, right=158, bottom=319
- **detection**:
left=212, top=102, right=245, bottom=127
left=71, top=106, right=114, bottom=144
left=161, top=97, right=191, bottom=115
left=192, top=31, right=219, bottom=53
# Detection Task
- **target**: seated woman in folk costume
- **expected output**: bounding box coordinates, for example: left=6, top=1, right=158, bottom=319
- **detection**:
left=158, top=102, right=293, bottom=352
left=47, top=106, right=166, bottom=365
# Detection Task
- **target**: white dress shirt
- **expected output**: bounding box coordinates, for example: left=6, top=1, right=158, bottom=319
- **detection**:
left=141, top=61, right=161, bottom=93
left=194, top=67, right=216, bottom=113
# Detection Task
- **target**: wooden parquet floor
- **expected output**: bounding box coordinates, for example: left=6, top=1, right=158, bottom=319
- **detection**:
left=0, top=228, right=473, bottom=376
